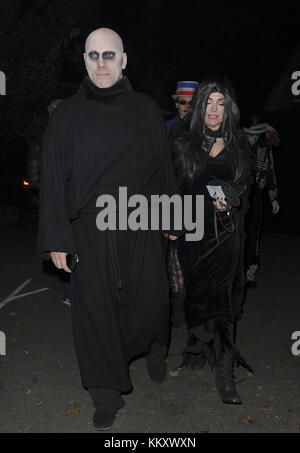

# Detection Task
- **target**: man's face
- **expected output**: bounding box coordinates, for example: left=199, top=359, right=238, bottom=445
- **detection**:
left=83, top=30, right=127, bottom=88
left=205, top=92, right=225, bottom=130
left=248, top=134, right=259, bottom=145
left=175, top=96, right=193, bottom=118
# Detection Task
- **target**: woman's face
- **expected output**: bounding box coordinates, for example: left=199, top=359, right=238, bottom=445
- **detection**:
left=205, top=92, right=225, bottom=130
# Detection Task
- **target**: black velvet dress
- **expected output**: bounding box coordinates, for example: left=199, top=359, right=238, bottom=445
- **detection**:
left=175, top=142, right=252, bottom=370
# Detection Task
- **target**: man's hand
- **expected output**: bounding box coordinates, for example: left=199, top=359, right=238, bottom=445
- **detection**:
left=50, top=252, right=72, bottom=273
left=272, top=200, right=280, bottom=214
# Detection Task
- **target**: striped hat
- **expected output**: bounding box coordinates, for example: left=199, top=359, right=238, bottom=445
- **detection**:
left=172, top=81, right=199, bottom=99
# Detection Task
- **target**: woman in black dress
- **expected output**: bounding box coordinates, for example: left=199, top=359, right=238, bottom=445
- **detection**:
left=170, top=77, right=252, bottom=404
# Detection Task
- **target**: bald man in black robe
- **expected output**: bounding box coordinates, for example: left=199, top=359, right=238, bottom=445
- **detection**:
left=38, top=28, right=180, bottom=430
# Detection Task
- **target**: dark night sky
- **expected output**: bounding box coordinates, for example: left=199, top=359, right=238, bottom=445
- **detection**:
left=1, top=0, right=300, bottom=137
left=1, top=0, right=300, bottom=232
left=7, top=1, right=300, bottom=106
left=63, top=0, right=300, bottom=112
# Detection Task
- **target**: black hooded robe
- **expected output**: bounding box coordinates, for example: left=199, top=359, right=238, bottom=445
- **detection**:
left=38, top=76, right=180, bottom=393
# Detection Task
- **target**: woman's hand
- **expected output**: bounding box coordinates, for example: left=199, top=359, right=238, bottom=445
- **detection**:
left=212, top=195, right=230, bottom=212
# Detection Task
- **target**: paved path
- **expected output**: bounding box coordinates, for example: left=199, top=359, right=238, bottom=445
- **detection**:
left=0, top=220, right=299, bottom=433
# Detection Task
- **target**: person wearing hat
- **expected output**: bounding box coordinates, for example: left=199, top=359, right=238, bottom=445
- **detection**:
left=165, top=82, right=198, bottom=328
left=243, top=113, right=280, bottom=288
left=165, top=81, right=199, bottom=130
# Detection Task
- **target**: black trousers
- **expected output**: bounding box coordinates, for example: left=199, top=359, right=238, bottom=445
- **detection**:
left=88, top=343, right=166, bottom=409
left=245, top=188, right=263, bottom=268
left=88, top=387, right=124, bottom=410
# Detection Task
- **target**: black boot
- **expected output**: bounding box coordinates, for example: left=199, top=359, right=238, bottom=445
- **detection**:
left=215, top=350, right=242, bottom=404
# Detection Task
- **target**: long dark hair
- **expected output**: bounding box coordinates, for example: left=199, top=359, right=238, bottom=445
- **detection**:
left=190, top=76, right=240, bottom=145
left=172, top=76, right=243, bottom=192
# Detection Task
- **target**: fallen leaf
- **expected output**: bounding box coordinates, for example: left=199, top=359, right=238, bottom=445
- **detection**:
left=268, top=395, right=276, bottom=401
left=243, top=416, right=257, bottom=424
left=262, top=406, right=273, bottom=412
left=198, top=370, right=205, bottom=377
left=257, top=386, right=263, bottom=390
left=64, top=408, right=80, bottom=417
left=73, top=401, right=80, bottom=408
left=26, top=389, right=31, bottom=395
left=250, top=393, right=260, bottom=399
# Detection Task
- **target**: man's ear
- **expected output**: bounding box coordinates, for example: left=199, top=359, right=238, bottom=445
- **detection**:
left=122, top=53, right=127, bottom=70
left=83, top=53, right=87, bottom=64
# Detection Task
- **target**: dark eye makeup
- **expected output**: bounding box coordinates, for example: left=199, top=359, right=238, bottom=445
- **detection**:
left=88, top=51, right=116, bottom=61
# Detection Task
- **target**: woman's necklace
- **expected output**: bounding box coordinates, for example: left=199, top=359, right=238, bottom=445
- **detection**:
left=203, top=125, right=224, bottom=153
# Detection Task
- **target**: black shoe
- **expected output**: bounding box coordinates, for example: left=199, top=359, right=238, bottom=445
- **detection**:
left=93, top=407, right=117, bottom=431
left=215, top=351, right=242, bottom=405
left=147, top=359, right=167, bottom=383
left=146, top=343, right=167, bottom=384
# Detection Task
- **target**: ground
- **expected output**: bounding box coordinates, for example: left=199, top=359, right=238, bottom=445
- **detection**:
left=0, top=216, right=299, bottom=434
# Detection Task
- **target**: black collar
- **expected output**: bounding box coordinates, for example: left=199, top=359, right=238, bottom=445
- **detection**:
left=78, top=75, right=133, bottom=104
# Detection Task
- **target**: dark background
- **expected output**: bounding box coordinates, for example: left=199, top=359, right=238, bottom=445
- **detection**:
left=1, top=0, right=300, bottom=233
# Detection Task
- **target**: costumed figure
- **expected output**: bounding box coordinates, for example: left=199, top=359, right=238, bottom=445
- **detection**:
left=170, top=77, right=253, bottom=404
left=166, top=81, right=199, bottom=133
left=243, top=117, right=280, bottom=288
left=38, top=28, right=181, bottom=430
left=165, top=81, right=198, bottom=327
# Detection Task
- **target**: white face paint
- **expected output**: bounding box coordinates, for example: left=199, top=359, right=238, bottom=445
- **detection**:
left=83, top=29, right=127, bottom=88
left=205, top=92, right=225, bottom=131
